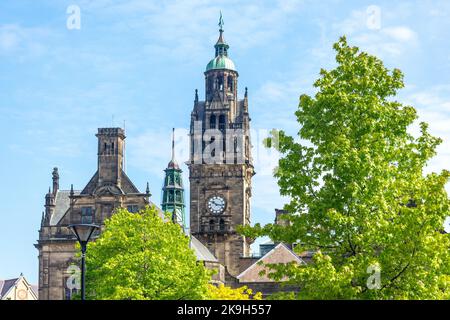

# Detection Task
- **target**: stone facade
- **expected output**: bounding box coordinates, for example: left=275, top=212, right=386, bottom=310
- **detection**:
left=35, top=128, right=151, bottom=300
left=188, top=26, right=254, bottom=278
left=36, top=18, right=302, bottom=300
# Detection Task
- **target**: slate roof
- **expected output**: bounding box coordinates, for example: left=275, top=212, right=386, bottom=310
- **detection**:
left=50, top=190, right=80, bottom=226
left=0, top=276, right=38, bottom=299
left=190, top=236, right=218, bottom=262
left=0, top=278, right=18, bottom=298
left=237, top=243, right=305, bottom=282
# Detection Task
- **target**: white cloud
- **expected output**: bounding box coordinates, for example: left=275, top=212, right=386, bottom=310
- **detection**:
left=382, top=26, right=417, bottom=42
left=332, top=7, right=419, bottom=59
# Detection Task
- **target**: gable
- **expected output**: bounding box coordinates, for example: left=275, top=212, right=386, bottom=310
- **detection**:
left=237, top=243, right=305, bottom=283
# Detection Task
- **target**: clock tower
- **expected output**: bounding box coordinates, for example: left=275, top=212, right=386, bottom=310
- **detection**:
left=188, top=14, right=254, bottom=277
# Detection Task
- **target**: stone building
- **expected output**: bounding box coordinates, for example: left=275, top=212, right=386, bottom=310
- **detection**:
left=161, top=128, right=186, bottom=229
left=187, top=18, right=303, bottom=295
left=36, top=16, right=301, bottom=299
left=188, top=16, right=253, bottom=278
left=35, top=128, right=153, bottom=300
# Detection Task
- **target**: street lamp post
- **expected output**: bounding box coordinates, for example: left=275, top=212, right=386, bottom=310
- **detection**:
left=69, top=224, right=100, bottom=300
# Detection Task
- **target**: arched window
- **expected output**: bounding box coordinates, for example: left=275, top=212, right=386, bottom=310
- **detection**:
left=209, top=219, right=215, bottom=231
left=210, top=114, right=216, bottom=129
left=176, top=191, right=182, bottom=202
left=219, top=219, right=225, bottom=231
left=227, top=76, right=233, bottom=92
left=111, top=142, right=114, bottom=152
left=218, top=76, right=223, bottom=90
left=208, top=78, right=213, bottom=92
left=219, top=114, right=226, bottom=130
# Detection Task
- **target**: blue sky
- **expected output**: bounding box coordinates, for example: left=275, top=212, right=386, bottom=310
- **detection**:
left=1, top=0, right=450, bottom=284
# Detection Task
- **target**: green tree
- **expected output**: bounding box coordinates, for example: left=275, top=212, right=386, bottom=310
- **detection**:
left=242, top=37, right=450, bottom=299
left=83, top=206, right=211, bottom=300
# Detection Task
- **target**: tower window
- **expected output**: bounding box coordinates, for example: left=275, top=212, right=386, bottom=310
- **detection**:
left=176, top=191, right=182, bottom=203
left=219, top=114, right=226, bottom=130
left=219, top=219, right=225, bottom=231
left=227, top=76, right=233, bottom=92
left=81, top=207, right=93, bottom=224
left=218, top=76, right=223, bottom=90
left=112, top=142, right=114, bottom=152
left=210, top=114, right=216, bottom=129
left=209, top=219, right=215, bottom=231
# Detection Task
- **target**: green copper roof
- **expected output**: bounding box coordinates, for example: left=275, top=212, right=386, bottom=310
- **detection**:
left=206, top=55, right=236, bottom=72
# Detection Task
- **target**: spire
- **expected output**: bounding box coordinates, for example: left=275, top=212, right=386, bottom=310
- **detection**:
left=162, top=128, right=186, bottom=229
left=52, top=167, right=59, bottom=195
left=218, top=11, right=224, bottom=32
left=146, top=182, right=151, bottom=196
left=214, top=12, right=229, bottom=57
left=171, top=128, right=175, bottom=162
left=167, top=128, right=179, bottom=169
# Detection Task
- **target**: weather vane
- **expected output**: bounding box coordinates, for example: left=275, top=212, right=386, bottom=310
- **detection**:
left=218, top=11, right=224, bottom=31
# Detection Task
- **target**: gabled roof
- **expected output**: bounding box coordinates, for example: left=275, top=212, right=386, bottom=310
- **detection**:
left=50, top=190, right=81, bottom=226
left=81, top=170, right=141, bottom=195
left=190, top=236, right=218, bottom=262
left=0, top=278, right=18, bottom=298
left=237, top=243, right=305, bottom=283
left=0, top=275, right=38, bottom=300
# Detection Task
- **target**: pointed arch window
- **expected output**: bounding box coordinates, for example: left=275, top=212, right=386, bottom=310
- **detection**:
left=176, top=191, right=182, bottom=203
left=210, top=114, right=216, bottom=129
left=209, top=219, right=215, bottom=231
left=219, top=219, right=225, bottom=231
left=219, top=114, right=226, bottom=130
left=218, top=76, right=224, bottom=90
left=227, top=76, right=233, bottom=92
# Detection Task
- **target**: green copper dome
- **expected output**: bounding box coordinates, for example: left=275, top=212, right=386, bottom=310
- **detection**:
left=206, top=55, right=236, bottom=72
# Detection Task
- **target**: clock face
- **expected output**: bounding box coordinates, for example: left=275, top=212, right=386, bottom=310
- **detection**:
left=17, top=289, right=28, bottom=300
left=208, top=196, right=226, bottom=214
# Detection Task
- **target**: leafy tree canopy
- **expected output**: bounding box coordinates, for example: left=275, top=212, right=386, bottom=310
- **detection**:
left=84, top=206, right=211, bottom=300
left=241, top=37, right=450, bottom=299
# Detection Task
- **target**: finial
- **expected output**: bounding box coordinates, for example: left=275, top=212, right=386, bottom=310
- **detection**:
left=41, top=211, right=45, bottom=224
left=245, top=87, right=248, bottom=98
left=195, top=89, right=198, bottom=102
left=146, top=182, right=151, bottom=196
left=70, top=184, right=74, bottom=196
left=218, top=11, right=224, bottom=32
left=48, top=187, right=51, bottom=194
